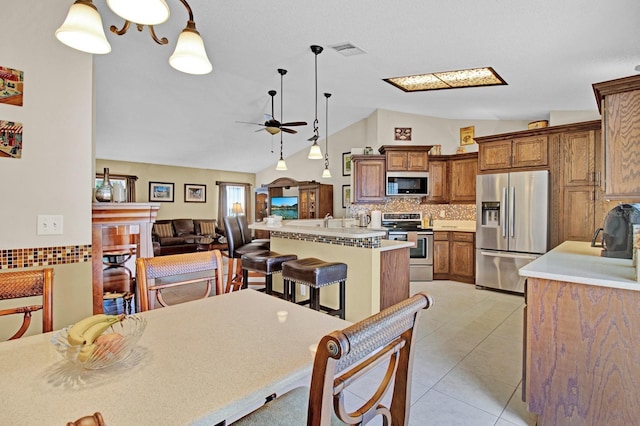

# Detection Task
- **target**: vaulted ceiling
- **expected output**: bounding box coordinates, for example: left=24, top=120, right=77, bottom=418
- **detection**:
left=89, top=0, right=640, bottom=173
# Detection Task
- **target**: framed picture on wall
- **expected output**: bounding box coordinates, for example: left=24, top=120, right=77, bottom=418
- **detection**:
left=342, top=185, right=351, bottom=208
left=184, top=183, right=206, bottom=203
left=149, top=182, right=174, bottom=202
left=342, top=152, right=352, bottom=176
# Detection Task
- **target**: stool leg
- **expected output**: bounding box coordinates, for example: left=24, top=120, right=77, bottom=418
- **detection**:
left=265, top=274, right=273, bottom=295
left=242, top=269, right=249, bottom=290
left=339, top=280, right=346, bottom=320
left=312, top=287, right=320, bottom=311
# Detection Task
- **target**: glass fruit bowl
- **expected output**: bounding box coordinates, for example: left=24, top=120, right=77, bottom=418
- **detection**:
left=50, top=315, right=147, bottom=369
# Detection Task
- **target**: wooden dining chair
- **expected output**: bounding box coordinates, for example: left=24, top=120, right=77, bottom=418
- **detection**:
left=0, top=267, right=54, bottom=340
left=135, top=250, right=224, bottom=311
left=66, top=412, right=105, bottom=426
left=232, top=291, right=434, bottom=426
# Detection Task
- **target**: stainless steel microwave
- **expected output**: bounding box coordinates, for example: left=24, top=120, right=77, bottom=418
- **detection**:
left=386, top=172, right=429, bottom=196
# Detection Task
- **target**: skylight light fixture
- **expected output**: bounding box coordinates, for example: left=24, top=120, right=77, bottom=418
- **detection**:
left=384, top=67, right=506, bottom=92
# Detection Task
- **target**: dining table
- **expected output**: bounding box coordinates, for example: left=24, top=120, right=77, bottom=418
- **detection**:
left=0, top=289, right=350, bottom=425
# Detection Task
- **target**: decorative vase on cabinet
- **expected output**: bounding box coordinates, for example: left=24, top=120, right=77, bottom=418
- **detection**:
left=95, top=167, right=113, bottom=202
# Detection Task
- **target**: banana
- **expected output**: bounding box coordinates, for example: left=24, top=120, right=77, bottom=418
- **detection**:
left=77, top=343, right=96, bottom=363
left=67, top=314, right=116, bottom=346
left=82, top=316, right=122, bottom=345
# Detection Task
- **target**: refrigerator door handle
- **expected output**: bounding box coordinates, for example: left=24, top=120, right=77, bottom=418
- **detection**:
left=510, top=186, right=515, bottom=238
left=480, top=251, right=539, bottom=260
left=501, top=187, right=508, bottom=238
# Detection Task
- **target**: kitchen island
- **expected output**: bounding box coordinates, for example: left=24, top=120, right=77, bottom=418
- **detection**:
left=250, top=221, right=413, bottom=322
left=519, top=241, right=640, bottom=426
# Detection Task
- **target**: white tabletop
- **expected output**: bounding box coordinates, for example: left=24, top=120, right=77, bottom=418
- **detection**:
left=0, top=290, right=349, bottom=425
left=519, top=241, right=639, bottom=291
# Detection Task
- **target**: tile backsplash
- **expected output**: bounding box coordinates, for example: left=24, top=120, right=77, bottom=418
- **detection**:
left=348, top=198, right=475, bottom=221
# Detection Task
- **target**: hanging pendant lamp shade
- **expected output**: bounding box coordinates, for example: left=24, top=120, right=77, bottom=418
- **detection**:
left=276, top=157, right=288, bottom=171
left=308, top=143, right=323, bottom=160
left=55, top=0, right=112, bottom=54
left=322, top=167, right=332, bottom=178
left=106, top=0, right=170, bottom=25
left=169, top=21, right=212, bottom=75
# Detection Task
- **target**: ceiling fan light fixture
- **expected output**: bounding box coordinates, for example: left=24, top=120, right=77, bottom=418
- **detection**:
left=106, top=0, right=170, bottom=26
left=169, top=22, right=212, bottom=75
left=55, top=0, right=112, bottom=54
left=265, top=126, right=280, bottom=135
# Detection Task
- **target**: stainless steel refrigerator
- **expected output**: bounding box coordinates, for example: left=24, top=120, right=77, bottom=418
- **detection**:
left=475, top=170, right=549, bottom=294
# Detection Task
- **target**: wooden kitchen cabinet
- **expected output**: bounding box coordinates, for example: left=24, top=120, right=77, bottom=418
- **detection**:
left=449, top=155, right=478, bottom=203
left=432, top=231, right=475, bottom=284
left=378, top=145, right=430, bottom=171
left=351, top=155, right=386, bottom=203
left=426, top=159, right=448, bottom=203
left=433, top=231, right=450, bottom=278
left=298, top=182, right=333, bottom=219
left=424, top=152, right=477, bottom=204
left=478, top=135, right=548, bottom=172
left=593, top=74, right=640, bottom=198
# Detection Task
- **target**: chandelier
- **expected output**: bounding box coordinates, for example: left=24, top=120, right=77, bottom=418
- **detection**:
left=55, top=0, right=212, bottom=75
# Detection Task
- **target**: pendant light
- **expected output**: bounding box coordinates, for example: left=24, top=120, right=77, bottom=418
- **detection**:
left=308, top=45, right=324, bottom=159
left=276, top=68, right=288, bottom=171
left=55, top=0, right=112, bottom=54
left=322, top=92, right=332, bottom=178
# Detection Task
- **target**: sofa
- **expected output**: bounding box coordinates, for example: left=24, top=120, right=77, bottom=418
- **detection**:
left=152, top=218, right=225, bottom=256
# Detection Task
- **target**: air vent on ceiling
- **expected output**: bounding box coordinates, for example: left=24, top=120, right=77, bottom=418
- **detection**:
left=330, top=42, right=366, bottom=57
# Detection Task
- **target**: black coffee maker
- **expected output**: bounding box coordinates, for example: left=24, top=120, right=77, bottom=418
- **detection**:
left=591, top=203, right=640, bottom=258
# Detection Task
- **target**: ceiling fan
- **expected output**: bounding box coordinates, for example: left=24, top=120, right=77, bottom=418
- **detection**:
left=237, top=69, right=307, bottom=135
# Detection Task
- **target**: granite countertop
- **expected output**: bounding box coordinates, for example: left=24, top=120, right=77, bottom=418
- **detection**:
left=250, top=220, right=387, bottom=239
left=431, top=220, right=476, bottom=232
left=519, top=241, right=639, bottom=291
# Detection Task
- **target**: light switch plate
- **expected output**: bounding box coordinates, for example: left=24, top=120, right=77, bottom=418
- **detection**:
left=37, top=215, right=63, bottom=235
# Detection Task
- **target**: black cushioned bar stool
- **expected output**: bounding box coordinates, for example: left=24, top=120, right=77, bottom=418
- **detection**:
left=241, top=251, right=298, bottom=296
left=282, top=258, right=347, bottom=319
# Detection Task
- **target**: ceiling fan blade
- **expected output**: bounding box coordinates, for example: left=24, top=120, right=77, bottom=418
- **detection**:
left=236, top=121, right=266, bottom=126
left=281, top=121, right=307, bottom=127
left=254, top=128, right=267, bottom=133
left=281, top=127, right=297, bottom=134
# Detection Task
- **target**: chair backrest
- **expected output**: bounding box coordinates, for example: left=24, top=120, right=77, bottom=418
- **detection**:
left=0, top=268, right=54, bottom=340
left=223, top=215, right=243, bottom=259
left=308, top=292, right=433, bottom=426
left=135, top=250, right=224, bottom=311
left=237, top=214, right=252, bottom=245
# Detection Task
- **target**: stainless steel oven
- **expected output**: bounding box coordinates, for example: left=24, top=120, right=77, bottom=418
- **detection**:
left=388, top=231, right=434, bottom=281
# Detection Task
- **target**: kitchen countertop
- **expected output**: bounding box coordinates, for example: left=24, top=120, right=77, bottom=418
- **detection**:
left=250, top=220, right=387, bottom=239
left=519, top=241, right=639, bottom=291
left=431, top=220, right=476, bottom=232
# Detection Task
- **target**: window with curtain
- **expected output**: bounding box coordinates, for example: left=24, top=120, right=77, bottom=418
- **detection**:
left=95, top=172, right=138, bottom=202
left=216, top=181, right=251, bottom=225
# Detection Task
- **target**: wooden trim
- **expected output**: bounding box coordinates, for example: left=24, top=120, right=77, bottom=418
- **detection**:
left=378, top=145, right=433, bottom=154
left=593, top=74, right=640, bottom=113
left=475, top=120, right=601, bottom=144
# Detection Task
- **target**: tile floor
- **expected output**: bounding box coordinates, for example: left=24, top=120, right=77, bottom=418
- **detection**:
left=116, top=274, right=537, bottom=425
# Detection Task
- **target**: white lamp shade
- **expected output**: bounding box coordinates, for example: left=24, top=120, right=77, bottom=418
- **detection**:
left=55, top=1, right=111, bottom=54
left=169, top=28, right=213, bottom=75
left=308, top=143, right=323, bottom=159
left=106, top=0, right=170, bottom=25
left=276, top=158, right=288, bottom=171
left=322, top=167, right=332, bottom=178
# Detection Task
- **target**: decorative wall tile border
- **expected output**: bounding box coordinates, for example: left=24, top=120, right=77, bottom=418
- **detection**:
left=0, top=245, right=92, bottom=270
left=270, top=231, right=382, bottom=249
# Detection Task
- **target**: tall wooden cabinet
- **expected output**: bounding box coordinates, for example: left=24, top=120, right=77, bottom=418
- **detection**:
left=424, top=152, right=477, bottom=204
left=593, top=74, right=640, bottom=198
left=351, top=154, right=386, bottom=203
left=298, top=182, right=333, bottom=219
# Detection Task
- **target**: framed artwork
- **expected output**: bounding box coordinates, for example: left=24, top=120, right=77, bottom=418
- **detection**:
left=460, top=125, right=475, bottom=145
left=149, top=182, right=174, bottom=202
left=0, top=66, right=24, bottom=107
left=342, top=152, right=352, bottom=176
left=394, top=127, right=412, bottom=141
left=184, top=183, right=206, bottom=203
left=342, top=185, right=351, bottom=208
left=0, top=120, right=23, bottom=158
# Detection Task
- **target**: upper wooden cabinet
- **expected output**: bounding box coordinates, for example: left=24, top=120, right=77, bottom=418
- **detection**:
left=351, top=154, right=386, bottom=203
left=424, top=152, right=477, bottom=204
left=478, top=135, right=548, bottom=172
left=593, top=75, right=640, bottom=198
left=449, top=155, right=478, bottom=203
left=378, top=145, right=430, bottom=171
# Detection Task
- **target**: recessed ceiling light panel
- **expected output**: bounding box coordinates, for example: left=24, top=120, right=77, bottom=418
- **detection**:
left=384, top=67, right=507, bottom=92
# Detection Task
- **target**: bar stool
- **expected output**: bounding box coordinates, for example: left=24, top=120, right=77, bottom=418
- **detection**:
left=282, top=258, right=347, bottom=319
left=241, top=251, right=298, bottom=297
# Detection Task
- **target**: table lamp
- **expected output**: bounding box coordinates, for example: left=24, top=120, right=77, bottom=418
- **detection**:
left=232, top=202, right=243, bottom=216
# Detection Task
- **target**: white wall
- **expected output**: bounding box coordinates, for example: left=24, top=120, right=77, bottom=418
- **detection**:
left=0, top=0, right=93, bottom=249
left=549, top=110, right=601, bottom=126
